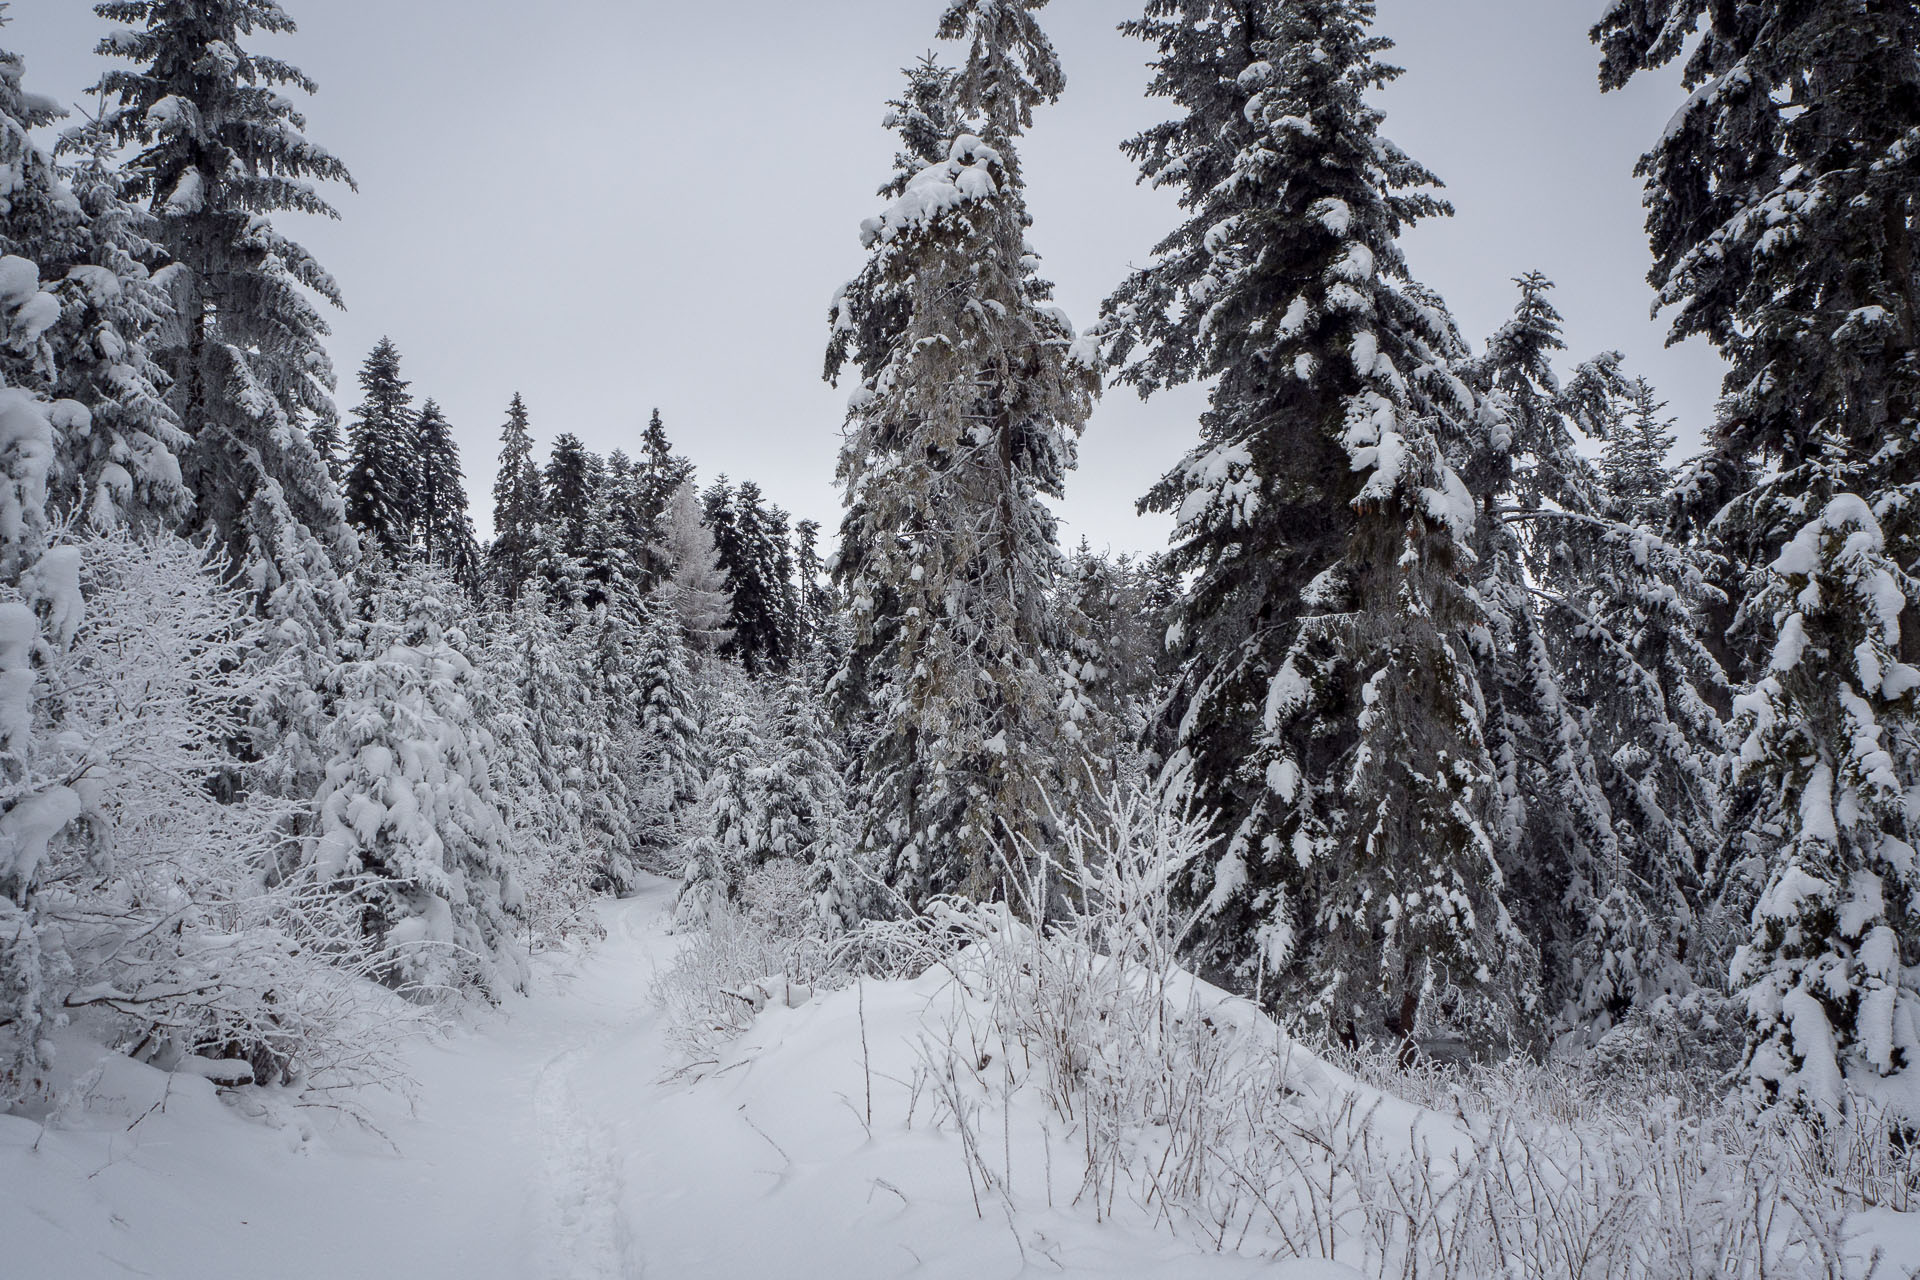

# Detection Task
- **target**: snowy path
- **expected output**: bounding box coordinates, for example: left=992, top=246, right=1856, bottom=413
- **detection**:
left=2, top=879, right=685, bottom=1280
left=3, top=876, right=1273, bottom=1280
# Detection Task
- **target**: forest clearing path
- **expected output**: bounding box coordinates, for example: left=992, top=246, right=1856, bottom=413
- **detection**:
left=1, top=878, right=686, bottom=1280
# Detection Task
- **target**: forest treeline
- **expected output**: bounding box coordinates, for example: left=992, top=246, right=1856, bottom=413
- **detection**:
left=1, top=0, right=1916, bottom=1125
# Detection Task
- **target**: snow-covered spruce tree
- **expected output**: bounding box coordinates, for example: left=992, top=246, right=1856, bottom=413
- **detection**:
left=1101, top=0, right=1380, bottom=971
left=488, top=392, right=544, bottom=605
left=307, top=563, right=527, bottom=998
left=600, top=451, right=654, bottom=611
left=1458, top=274, right=1727, bottom=1041
left=707, top=478, right=798, bottom=674
left=1101, top=1, right=1531, bottom=1049
left=576, top=600, right=646, bottom=893
left=1059, top=543, right=1170, bottom=785
left=675, top=682, right=766, bottom=926
left=342, top=337, right=414, bottom=558
left=41, top=118, right=190, bottom=540
left=543, top=434, right=601, bottom=562
left=412, top=398, right=479, bottom=589
left=1725, top=490, right=1920, bottom=1113
left=755, top=664, right=847, bottom=864
left=791, top=517, right=836, bottom=651
left=1595, top=0, right=1920, bottom=1112
left=653, top=477, right=731, bottom=656
left=91, top=0, right=356, bottom=625
left=827, top=4, right=1099, bottom=908
left=1601, top=377, right=1677, bottom=526
left=635, top=595, right=705, bottom=841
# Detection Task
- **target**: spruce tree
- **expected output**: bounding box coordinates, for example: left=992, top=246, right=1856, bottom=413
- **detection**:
left=709, top=478, right=797, bottom=674
left=91, top=0, right=356, bottom=629
left=1, top=38, right=187, bottom=565
left=1105, top=0, right=1531, bottom=1050
left=1601, top=377, right=1678, bottom=525
left=488, top=393, right=543, bottom=605
left=412, top=398, right=480, bottom=589
left=792, top=518, right=835, bottom=651
left=634, top=408, right=694, bottom=536
left=635, top=598, right=705, bottom=839
left=343, top=337, right=414, bottom=558
left=43, top=122, right=190, bottom=540
left=676, top=684, right=765, bottom=925
left=1596, top=0, right=1920, bottom=1111
left=543, top=433, right=600, bottom=559
left=755, top=666, right=847, bottom=864
left=828, top=3, right=1099, bottom=907
left=1459, top=276, right=1726, bottom=1039
left=307, top=563, right=528, bottom=997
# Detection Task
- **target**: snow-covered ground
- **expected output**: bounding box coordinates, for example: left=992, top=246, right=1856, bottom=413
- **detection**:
left=5, top=874, right=1916, bottom=1280
left=0, top=876, right=1273, bottom=1279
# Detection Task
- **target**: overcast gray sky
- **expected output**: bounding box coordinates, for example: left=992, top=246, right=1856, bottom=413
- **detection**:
left=9, top=0, right=1722, bottom=554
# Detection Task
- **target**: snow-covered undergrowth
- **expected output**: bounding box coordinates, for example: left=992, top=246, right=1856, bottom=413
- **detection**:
left=662, top=788, right=1920, bottom=1279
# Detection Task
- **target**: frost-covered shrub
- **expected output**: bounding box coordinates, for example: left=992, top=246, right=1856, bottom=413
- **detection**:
left=879, top=782, right=1920, bottom=1277
left=654, top=860, right=833, bottom=1058
left=1, top=533, right=398, bottom=1104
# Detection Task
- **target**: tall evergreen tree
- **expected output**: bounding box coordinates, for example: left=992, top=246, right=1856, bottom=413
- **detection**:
left=1104, top=0, right=1530, bottom=1051
left=708, top=478, right=798, bottom=674
left=636, top=598, right=705, bottom=836
left=1601, top=377, right=1678, bottom=525
left=1, top=39, right=186, bottom=564
left=755, top=666, right=847, bottom=864
left=342, top=337, right=413, bottom=558
left=675, top=683, right=766, bottom=925
left=792, top=517, right=835, bottom=650
left=634, top=408, right=693, bottom=539
left=1459, top=276, right=1726, bottom=1039
left=828, top=4, right=1099, bottom=907
left=91, top=0, right=356, bottom=631
left=543, top=432, right=600, bottom=562
left=412, top=398, right=479, bottom=587
left=488, top=393, right=543, bottom=605
left=1596, top=0, right=1920, bottom=1112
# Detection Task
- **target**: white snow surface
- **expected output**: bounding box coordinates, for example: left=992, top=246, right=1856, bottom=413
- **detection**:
left=7, top=875, right=1917, bottom=1280
left=2, top=877, right=1274, bottom=1280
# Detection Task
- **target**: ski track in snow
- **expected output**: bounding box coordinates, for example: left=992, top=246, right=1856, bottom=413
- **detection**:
left=532, top=1045, right=639, bottom=1280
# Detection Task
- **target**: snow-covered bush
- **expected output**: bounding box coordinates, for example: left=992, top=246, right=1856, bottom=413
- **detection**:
left=654, top=859, right=833, bottom=1058
left=2, top=533, right=400, bottom=1105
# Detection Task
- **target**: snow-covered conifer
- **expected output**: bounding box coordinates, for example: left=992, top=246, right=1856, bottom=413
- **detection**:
left=42, top=119, right=189, bottom=540
left=489, top=393, right=544, bottom=605
left=827, top=4, right=1099, bottom=906
left=708, top=478, right=797, bottom=674
left=1595, top=0, right=1920, bottom=1111
left=754, top=666, right=846, bottom=864
left=675, top=684, right=765, bottom=925
left=412, top=398, right=479, bottom=588
left=1102, top=2, right=1526, bottom=1052
left=343, top=337, right=414, bottom=558
left=1459, top=276, right=1725, bottom=1039
left=635, top=597, right=705, bottom=838
left=307, top=564, right=527, bottom=998
left=1601, top=378, right=1677, bottom=525
left=92, top=0, right=357, bottom=630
